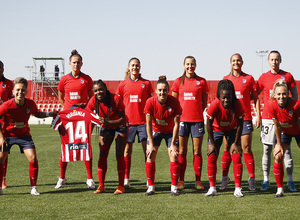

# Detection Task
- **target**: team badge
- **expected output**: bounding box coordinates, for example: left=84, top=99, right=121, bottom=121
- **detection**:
left=196, top=81, right=200, bottom=85
left=80, top=79, right=84, bottom=84
left=141, top=83, right=145, bottom=88
left=243, top=78, right=247, bottom=84
left=289, top=110, right=293, bottom=116
left=2, top=83, right=6, bottom=88
left=26, top=108, right=30, bottom=114
left=281, top=76, right=285, bottom=80
left=168, top=107, right=172, bottom=112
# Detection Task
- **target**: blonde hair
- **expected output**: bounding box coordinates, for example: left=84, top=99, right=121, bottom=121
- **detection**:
left=271, top=79, right=288, bottom=100
left=125, top=57, right=140, bottom=79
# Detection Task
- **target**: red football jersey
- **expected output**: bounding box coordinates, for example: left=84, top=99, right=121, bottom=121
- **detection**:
left=144, top=95, right=182, bottom=133
left=0, top=98, right=38, bottom=137
left=223, top=72, right=257, bottom=121
left=57, top=72, right=93, bottom=110
left=51, top=108, right=100, bottom=162
left=117, top=76, right=153, bottom=125
left=269, top=99, right=300, bottom=135
left=0, top=77, right=13, bottom=105
left=86, top=93, right=126, bottom=129
left=257, top=70, right=296, bottom=119
left=206, top=98, right=244, bottom=132
left=171, top=75, right=208, bottom=122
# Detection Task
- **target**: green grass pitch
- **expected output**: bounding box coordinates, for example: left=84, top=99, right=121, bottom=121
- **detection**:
left=1, top=124, right=300, bottom=219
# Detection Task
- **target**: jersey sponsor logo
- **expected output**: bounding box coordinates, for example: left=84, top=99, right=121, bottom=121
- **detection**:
left=26, top=108, right=30, bottom=114
left=279, top=122, right=292, bottom=128
left=14, top=122, right=26, bottom=128
left=141, top=83, right=145, bottom=88
left=68, top=143, right=88, bottom=150
left=66, top=110, right=86, bottom=119
left=183, top=92, right=195, bottom=100
left=129, top=95, right=141, bottom=102
left=70, top=92, right=81, bottom=100
left=235, top=91, right=243, bottom=99
left=220, top=121, right=231, bottom=126
left=156, top=119, right=168, bottom=126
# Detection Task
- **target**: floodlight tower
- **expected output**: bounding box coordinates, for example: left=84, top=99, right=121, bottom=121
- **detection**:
left=256, top=50, right=269, bottom=73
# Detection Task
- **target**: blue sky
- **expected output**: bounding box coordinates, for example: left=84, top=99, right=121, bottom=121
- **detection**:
left=1, top=0, right=299, bottom=81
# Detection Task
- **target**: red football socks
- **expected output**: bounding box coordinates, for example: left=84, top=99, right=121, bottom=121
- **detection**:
left=207, top=154, right=218, bottom=187
left=60, top=160, right=68, bottom=179
left=221, top=151, right=231, bottom=177
left=124, top=156, right=131, bottom=179
left=274, top=162, right=284, bottom=188
left=178, top=154, right=187, bottom=182
left=146, top=162, right=156, bottom=186
left=231, top=153, right=243, bottom=187
left=170, top=161, right=179, bottom=186
left=244, top=152, right=255, bottom=178
left=193, top=154, right=202, bottom=182
left=29, top=161, right=39, bottom=187
left=117, top=157, right=125, bottom=187
left=84, top=160, right=93, bottom=179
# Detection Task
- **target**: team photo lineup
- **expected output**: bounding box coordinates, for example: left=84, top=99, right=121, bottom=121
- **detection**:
left=1, top=49, right=300, bottom=199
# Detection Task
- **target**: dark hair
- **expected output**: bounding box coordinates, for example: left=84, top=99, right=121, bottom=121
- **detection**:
left=156, top=75, right=169, bottom=89
left=69, top=49, right=83, bottom=62
left=230, top=53, right=243, bottom=63
left=14, top=77, right=28, bottom=88
left=93, top=79, right=111, bottom=116
left=0, top=60, right=3, bottom=69
left=268, top=50, right=282, bottom=62
left=216, top=79, right=237, bottom=103
left=125, top=57, right=141, bottom=79
left=180, top=56, right=196, bottom=86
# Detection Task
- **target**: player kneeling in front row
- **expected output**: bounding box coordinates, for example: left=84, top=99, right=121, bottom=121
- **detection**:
left=269, top=80, right=300, bottom=197
left=205, top=80, right=244, bottom=197
left=0, top=77, right=57, bottom=196
left=144, top=76, right=182, bottom=196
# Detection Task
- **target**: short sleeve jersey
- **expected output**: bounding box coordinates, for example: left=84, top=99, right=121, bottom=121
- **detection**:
left=86, top=93, right=126, bottom=129
left=144, top=95, right=182, bottom=133
left=171, top=75, right=208, bottom=122
left=223, top=72, right=257, bottom=121
left=269, top=99, right=300, bottom=135
left=206, top=98, right=244, bottom=132
left=51, top=108, right=101, bottom=162
left=117, top=76, right=153, bottom=125
left=0, top=77, right=13, bottom=105
left=257, top=70, right=296, bottom=119
left=57, top=72, right=93, bottom=110
left=0, top=98, right=38, bottom=137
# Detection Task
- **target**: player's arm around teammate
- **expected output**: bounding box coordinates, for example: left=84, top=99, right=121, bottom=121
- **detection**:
left=0, top=77, right=57, bottom=196
left=269, top=80, right=300, bottom=197
left=171, top=56, right=208, bottom=190
left=88, top=80, right=128, bottom=195
left=205, top=80, right=244, bottom=198
left=116, top=57, right=153, bottom=188
left=220, top=54, right=260, bottom=191
left=145, top=76, right=182, bottom=196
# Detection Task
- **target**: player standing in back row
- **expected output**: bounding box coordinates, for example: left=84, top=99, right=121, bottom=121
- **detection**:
left=56, top=49, right=94, bottom=189
left=172, top=56, right=208, bottom=190
left=257, top=51, right=298, bottom=192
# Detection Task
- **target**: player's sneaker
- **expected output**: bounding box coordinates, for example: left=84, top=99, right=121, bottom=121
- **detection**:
left=30, top=186, right=40, bottom=196
left=234, top=187, right=244, bottom=198
left=94, top=185, right=106, bottom=194
left=219, top=176, right=230, bottom=190
left=248, top=177, right=255, bottom=191
left=195, top=181, right=204, bottom=190
left=274, top=188, right=284, bottom=198
left=0, top=187, right=3, bottom=195
left=124, top=179, right=131, bottom=189
left=171, top=185, right=179, bottom=196
left=55, top=177, right=67, bottom=189
left=177, top=181, right=184, bottom=190
left=2, top=178, right=7, bottom=189
left=287, top=181, right=297, bottom=192
left=86, top=179, right=96, bottom=189
left=260, top=181, right=269, bottom=191
left=145, top=185, right=155, bottom=196
left=114, top=186, right=125, bottom=195
left=204, top=187, right=217, bottom=197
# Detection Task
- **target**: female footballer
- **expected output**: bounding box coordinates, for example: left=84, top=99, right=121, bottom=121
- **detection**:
left=144, top=76, right=182, bottom=196
left=205, top=80, right=244, bottom=197
left=117, top=57, right=153, bottom=188
left=171, top=56, right=208, bottom=190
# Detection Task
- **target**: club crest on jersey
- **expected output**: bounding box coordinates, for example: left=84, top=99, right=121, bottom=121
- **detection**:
left=168, top=107, right=172, bottom=112
left=80, top=79, right=84, bottom=84
left=281, top=76, right=285, bottom=80
left=196, top=81, right=200, bottom=85
left=26, top=108, right=30, bottom=114
left=141, top=83, right=145, bottom=88
left=2, top=83, right=6, bottom=88
left=243, top=78, right=247, bottom=84
left=289, top=110, right=293, bottom=116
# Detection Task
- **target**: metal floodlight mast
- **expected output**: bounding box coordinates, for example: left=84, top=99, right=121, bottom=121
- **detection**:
left=256, top=50, right=269, bottom=74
